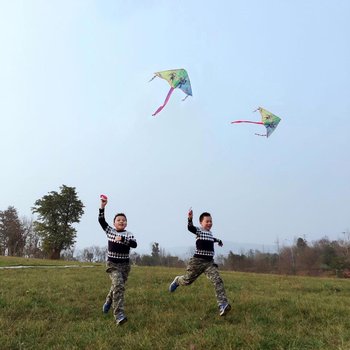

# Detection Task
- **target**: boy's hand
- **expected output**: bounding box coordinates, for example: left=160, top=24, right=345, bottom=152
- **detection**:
left=100, top=194, right=108, bottom=208
left=115, top=235, right=122, bottom=242
left=218, top=240, right=223, bottom=247
left=188, top=207, right=193, bottom=219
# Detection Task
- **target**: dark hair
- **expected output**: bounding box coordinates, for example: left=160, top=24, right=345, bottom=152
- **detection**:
left=114, top=213, right=127, bottom=223
left=199, top=212, right=211, bottom=223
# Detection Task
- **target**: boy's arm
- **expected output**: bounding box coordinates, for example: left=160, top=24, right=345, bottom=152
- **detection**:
left=213, top=237, right=223, bottom=247
left=98, top=208, right=109, bottom=231
left=120, top=234, right=138, bottom=248
left=98, top=197, right=109, bottom=231
left=187, top=208, right=197, bottom=234
left=128, top=238, right=137, bottom=248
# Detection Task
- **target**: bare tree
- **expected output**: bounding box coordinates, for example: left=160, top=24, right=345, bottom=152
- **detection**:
left=22, top=216, right=44, bottom=258
left=91, top=245, right=106, bottom=262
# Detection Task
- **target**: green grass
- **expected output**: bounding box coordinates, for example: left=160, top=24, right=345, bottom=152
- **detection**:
left=1, top=257, right=350, bottom=349
left=0, top=256, right=93, bottom=267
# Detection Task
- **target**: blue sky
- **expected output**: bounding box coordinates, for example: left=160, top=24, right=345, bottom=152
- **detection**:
left=0, top=0, right=349, bottom=255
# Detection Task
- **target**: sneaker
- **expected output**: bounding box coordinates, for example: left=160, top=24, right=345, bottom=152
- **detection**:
left=102, top=301, right=112, bottom=314
left=219, top=303, right=231, bottom=316
left=169, top=276, right=179, bottom=292
left=116, top=315, right=128, bottom=325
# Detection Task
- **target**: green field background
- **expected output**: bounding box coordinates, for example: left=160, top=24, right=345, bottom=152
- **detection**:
left=1, top=256, right=350, bottom=349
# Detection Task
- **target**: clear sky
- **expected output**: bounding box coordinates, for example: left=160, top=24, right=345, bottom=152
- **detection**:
left=1, top=0, right=349, bottom=255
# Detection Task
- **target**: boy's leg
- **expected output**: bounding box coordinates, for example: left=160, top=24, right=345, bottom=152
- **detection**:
left=105, top=287, right=113, bottom=305
left=109, top=263, right=131, bottom=321
left=102, top=287, right=113, bottom=313
left=103, top=263, right=115, bottom=313
left=204, top=263, right=228, bottom=307
left=177, top=257, right=207, bottom=286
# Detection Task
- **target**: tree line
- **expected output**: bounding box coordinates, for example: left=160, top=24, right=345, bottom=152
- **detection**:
left=1, top=184, right=349, bottom=277
left=0, top=185, right=84, bottom=259
left=216, top=236, right=350, bottom=277
left=76, top=238, right=350, bottom=278
left=75, top=242, right=186, bottom=268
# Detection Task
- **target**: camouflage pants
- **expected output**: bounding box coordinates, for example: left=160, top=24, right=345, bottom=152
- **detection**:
left=176, top=257, right=228, bottom=306
left=105, top=261, right=131, bottom=319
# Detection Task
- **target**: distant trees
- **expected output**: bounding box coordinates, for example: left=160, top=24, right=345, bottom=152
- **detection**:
left=126, top=242, right=185, bottom=267
left=73, top=241, right=186, bottom=267
left=0, top=206, right=25, bottom=256
left=217, top=236, right=350, bottom=277
left=151, top=242, right=160, bottom=265
left=76, top=246, right=107, bottom=262
left=22, top=217, right=44, bottom=258
left=0, top=206, right=45, bottom=258
left=32, top=185, right=84, bottom=259
left=220, top=250, right=279, bottom=274
left=1, top=197, right=350, bottom=278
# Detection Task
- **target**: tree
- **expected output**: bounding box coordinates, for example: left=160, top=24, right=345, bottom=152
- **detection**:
left=76, top=245, right=106, bottom=262
left=296, top=237, right=307, bottom=249
left=140, top=254, right=154, bottom=266
left=151, top=242, right=160, bottom=265
left=0, top=206, right=26, bottom=256
left=130, top=251, right=141, bottom=265
left=32, top=185, right=84, bottom=259
left=22, top=216, right=44, bottom=258
left=82, top=248, right=94, bottom=262
left=91, top=245, right=106, bottom=262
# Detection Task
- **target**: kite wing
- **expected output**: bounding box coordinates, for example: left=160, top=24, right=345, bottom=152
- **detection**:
left=150, top=69, right=192, bottom=116
left=231, top=107, right=281, bottom=138
left=258, top=107, right=281, bottom=138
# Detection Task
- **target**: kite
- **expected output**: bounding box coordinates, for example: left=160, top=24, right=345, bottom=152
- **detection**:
left=231, top=107, right=281, bottom=138
left=150, top=69, right=192, bottom=116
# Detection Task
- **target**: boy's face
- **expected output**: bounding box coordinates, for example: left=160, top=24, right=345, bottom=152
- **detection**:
left=200, top=215, right=212, bottom=231
left=114, top=215, right=127, bottom=231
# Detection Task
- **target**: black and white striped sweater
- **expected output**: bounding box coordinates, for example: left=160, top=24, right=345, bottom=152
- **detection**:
left=188, top=218, right=221, bottom=260
left=98, top=208, right=137, bottom=264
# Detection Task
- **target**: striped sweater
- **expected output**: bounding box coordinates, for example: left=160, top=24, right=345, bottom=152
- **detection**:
left=98, top=208, right=137, bottom=264
left=188, top=218, right=221, bottom=260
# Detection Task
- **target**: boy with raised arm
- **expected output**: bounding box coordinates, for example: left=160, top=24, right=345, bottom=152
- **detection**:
left=169, top=208, right=231, bottom=316
left=98, top=195, right=137, bottom=325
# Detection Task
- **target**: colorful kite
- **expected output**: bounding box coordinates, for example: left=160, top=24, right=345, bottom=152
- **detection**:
left=231, top=107, right=281, bottom=138
left=150, top=69, right=192, bottom=116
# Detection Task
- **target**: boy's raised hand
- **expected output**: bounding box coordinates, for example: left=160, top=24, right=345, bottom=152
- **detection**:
left=100, top=194, right=108, bottom=208
left=188, top=207, right=193, bottom=219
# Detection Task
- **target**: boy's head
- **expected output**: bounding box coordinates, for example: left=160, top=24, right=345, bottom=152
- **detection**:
left=199, top=212, right=212, bottom=231
left=113, top=213, right=127, bottom=231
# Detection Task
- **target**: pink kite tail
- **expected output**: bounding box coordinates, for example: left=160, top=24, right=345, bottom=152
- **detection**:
left=152, top=87, right=175, bottom=116
left=231, top=120, right=264, bottom=125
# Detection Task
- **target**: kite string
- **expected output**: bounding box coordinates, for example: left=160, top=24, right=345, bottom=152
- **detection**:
left=230, top=120, right=264, bottom=125
left=152, top=87, right=175, bottom=116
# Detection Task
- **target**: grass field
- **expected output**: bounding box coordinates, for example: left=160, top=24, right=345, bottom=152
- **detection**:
left=1, top=256, right=350, bottom=349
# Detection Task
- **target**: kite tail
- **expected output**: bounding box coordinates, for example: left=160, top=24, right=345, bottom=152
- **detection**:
left=152, top=87, right=175, bottom=116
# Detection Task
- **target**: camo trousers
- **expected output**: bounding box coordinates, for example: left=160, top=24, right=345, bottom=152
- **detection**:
left=105, top=261, right=131, bottom=319
left=176, top=257, right=228, bottom=306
